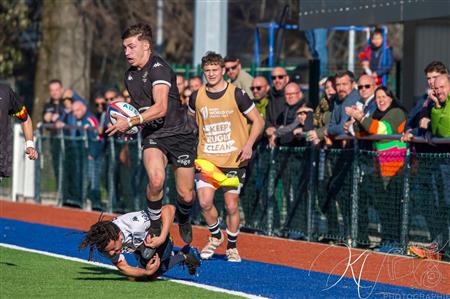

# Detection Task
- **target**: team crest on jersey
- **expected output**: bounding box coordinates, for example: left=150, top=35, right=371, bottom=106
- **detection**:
left=128, top=74, right=133, bottom=81
left=152, top=62, right=162, bottom=68
left=132, top=216, right=139, bottom=222
left=142, top=71, right=148, bottom=83
left=200, top=106, right=209, bottom=120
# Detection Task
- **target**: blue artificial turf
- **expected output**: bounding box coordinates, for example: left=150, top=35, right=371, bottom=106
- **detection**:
left=1, top=218, right=446, bottom=299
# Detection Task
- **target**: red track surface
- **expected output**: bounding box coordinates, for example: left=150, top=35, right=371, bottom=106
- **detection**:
left=1, top=200, right=449, bottom=295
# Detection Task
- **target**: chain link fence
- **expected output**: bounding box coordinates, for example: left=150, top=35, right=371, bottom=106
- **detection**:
left=3, top=128, right=447, bottom=258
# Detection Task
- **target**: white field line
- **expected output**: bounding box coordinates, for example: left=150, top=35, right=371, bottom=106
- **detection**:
left=0, top=243, right=267, bottom=299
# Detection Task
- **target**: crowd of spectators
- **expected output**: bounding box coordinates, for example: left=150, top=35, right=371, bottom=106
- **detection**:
left=37, top=28, right=449, bottom=256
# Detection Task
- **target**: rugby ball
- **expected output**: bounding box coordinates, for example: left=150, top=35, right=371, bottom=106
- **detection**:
left=108, top=101, right=140, bottom=135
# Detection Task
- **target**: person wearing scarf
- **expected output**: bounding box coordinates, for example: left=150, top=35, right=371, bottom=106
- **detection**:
left=346, top=86, right=407, bottom=177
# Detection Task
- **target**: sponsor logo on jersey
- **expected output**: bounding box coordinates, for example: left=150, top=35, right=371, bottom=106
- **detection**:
left=226, top=170, right=238, bottom=178
left=152, top=62, right=162, bottom=68
left=127, top=74, right=133, bottom=81
left=176, top=154, right=191, bottom=166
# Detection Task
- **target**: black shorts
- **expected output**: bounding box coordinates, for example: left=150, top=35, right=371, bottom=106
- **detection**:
left=136, top=236, right=173, bottom=275
left=195, top=167, right=246, bottom=194
left=142, top=133, right=196, bottom=168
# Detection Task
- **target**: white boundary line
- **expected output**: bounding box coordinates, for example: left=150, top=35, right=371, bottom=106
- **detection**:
left=0, top=243, right=267, bottom=299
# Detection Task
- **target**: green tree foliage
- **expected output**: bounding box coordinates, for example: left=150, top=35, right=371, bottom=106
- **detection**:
left=0, top=0, right=30, bottom=78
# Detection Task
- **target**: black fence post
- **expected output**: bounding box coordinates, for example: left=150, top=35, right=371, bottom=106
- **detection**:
left=309, top=59, right=320, bottom=109
left=350, top=143, right=360, bottom=248
left=56, top=129, right=64, bottom=207
left=107, top=138, right=116, bottom=214
left=395, top=60, right=402, bottom=99
left=266, top=148, right=277, bottom=236
left=307, top=145, right=318, bottom=242
left=400, top=146, right=412, bottom=252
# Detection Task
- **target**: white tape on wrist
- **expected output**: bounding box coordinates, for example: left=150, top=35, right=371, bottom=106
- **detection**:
left=138, top=114, right=144, bottom=124
left=25, top=140, right=35, bottom=149
left=127, top=118, right=133, bottom=128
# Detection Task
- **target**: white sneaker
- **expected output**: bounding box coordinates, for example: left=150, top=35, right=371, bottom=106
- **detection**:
left=200, top=233, right=224, bottom=260
left=226, top=248, right=241, bottom=262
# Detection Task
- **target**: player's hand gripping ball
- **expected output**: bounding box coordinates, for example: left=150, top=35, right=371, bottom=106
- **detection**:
left=108, top=101, right=140, bottom=135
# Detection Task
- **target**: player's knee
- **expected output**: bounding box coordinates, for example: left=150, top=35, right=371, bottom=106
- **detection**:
left=148, top=175, right=165, bottom=191
left=178, top=189, right=194, bottom=203
left=225, top=202, right=239, bottom=215
left=199, top=199, right=213, bottom=211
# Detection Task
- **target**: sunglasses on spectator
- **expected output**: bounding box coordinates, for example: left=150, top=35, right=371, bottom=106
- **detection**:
left=225, top=65, right=238, bottom=72
left=250, top=86, right=264, bottom=91
left=358, top=84, right=372, bottom=90
left=271, top=75, right=286, bottom=80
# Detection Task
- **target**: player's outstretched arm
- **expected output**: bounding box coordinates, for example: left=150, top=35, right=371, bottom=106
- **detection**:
left=144, top=204, right=175, bottom=248
left=115, top=254, right=160, bottom=279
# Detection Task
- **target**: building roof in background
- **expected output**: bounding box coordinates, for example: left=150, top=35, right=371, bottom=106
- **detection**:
left=298, top=0, right=450, bottom=30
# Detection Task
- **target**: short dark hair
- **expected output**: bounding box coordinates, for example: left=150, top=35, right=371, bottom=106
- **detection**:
left=224, top=55, right=239, bottom=63
left=190, top=75, right=203, bottom=83
left=79, top=221, right=120, bottom=261
left=424, top=61, right=448, bottom=75
left=335, top=70, right=355, bottom=82
left=371, top=27, right=384, bottom=38
left=48, top=79, right=62, bottom=86
left=201, top=51, right=225, bottom=69
left=122, top=23, right=153, bottom=47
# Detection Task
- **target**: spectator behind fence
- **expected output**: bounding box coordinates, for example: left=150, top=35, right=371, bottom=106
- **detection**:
left=250, top=76, right=270, bottom=120
left=346, top=86, right=407, bottom=177
left=0, top=84, right=38, bottom=180
left=326, top=71, right=360, bottom=140
left=122, top=89, right=131, bottom=103
left=224, top=55, right=254, bottom=99
left=359, top=28, right=394, bottom=86
left=94, top=95, right=106, bottom=121
left=269, top=83, right=313, bottom=147
left=189, top=75, right=203, bottom=92
left=431, top=74, right=450, bottom=139
left=43, top=79, right=64, bottom=124
left=72, top=101, right=103, bottom=210
left=344, top=75, right=378, bottom=149
left=347, top=86, right=407, bottom=243
left=404, top=61, right=448, bottom=144
left=176, top=74, right=189, bottom=106
left=265, top=67, right=290, bottom=141
left=55, top=94, right=77, bottom=135
left=308, top=76, right=337, bottom=145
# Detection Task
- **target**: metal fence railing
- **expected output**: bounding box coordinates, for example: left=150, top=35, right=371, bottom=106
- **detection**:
left=3, top=126, right=449, bottom=258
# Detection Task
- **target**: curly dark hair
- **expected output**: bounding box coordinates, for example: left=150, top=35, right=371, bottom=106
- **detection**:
left=201, top=51, right=225, bottom=69
left=79, top=217, right=121, bottom=261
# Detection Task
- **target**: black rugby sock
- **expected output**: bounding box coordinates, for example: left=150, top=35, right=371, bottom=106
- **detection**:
left=208, top=220, right=222, bottom=240
left=176, top=201, right=192, bottom=224
left=226, top=229, right=239, bottom=249
left=147, top=198, right=162, bottom=231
